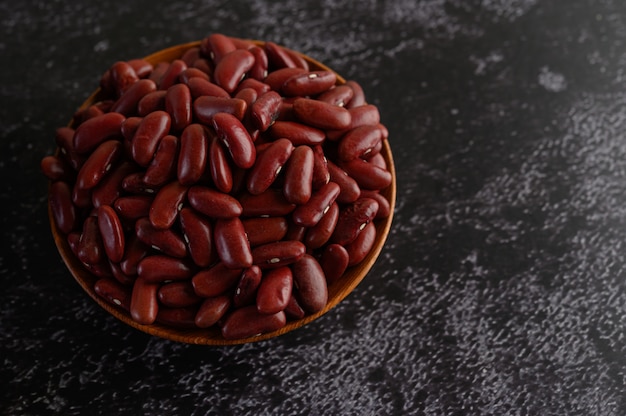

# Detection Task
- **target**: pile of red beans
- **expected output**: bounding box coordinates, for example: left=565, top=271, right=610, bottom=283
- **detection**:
left=42, top=34, right=392, bottom=340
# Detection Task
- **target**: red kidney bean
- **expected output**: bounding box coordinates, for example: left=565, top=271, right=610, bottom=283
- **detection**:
left=49, top=181, right=76, bottom=234
left=72, top=183, right=92, bottom=208
left=41, top=155, right=72, bottom=182
left=149, top=61, right=170, bottom=83
left=76, top=140, right=122, bottom=190
left=360, top=191, right=391, bottom=219
left=264, top=67, right=306, bottom=91
left=185, top=77, right=230, bottom=99
left=181, top=46, right=201, bottom=66
left=233, top=266, right=262, bottom=308
left=127, top=59, right=154, bottom=79
left=234, top=87, right=258, bottom=109
left=114, top=196, right=153, bottom=221
left=213, top=49, right=255, bottom=93
left=143, top=134, right=178, bottom=187
left=327, top=160, right=361, bottom=203
left=158, top=59, right=187, bottom=90
left=304, top=201, right=339, bottom=249
left=193, top=58, right=215, bottom=76
left=192, top=262, right=242, bottom=297
left=201, top=33, right=236, bottom=63
left=212, top=112, right=256, bottom=169
left=326, top=104, right=381, bottom=140
left=221, top=306, right=286, bottom=340
left=236, top=78, right=271, bottom=96
left=121, top=116, right=143, bottom=141
left=130, top=277, right=159, bottom=325
left=137, top=255, right=194, bottom=283
left=109, top=61, right=139, bottom=97
left=195, top=295, right=231, bottom=328
left=149, top=181, right=188, bottom=229
left=310, top=144, right=330, bottom=190
left=156, top=307, right=197, bottom=328
left=250, top=91, right=282, bottom=131
left=187, top=186, right=242, bottom=218
left=242, top=217, right=288, bottom=247
left=319, top=243, right=350, bottom=284
left=345, top=221, right=376, bottom=266
left=158, top=280, right=202, bottom=308
left=337, top=124, right=384, bottom=161
left=268, top=120, right=325, bottom=146
left=55, top=126, right=85, bottom=170
left=73, top=104, right=104, bottom=125
left=119, top=234, right=150, bottom=276
left=122, top=172, right=159, bottom=195
left=77, top=216, right=104, bottom=266
left=293, top=98, right=351, bottom=130
left=91, top=161, right=136, bottom=208
left=178, top=67, right=210, bottom=84
left=97, top=205, right=125, bottom=263
left=345, top=80, right=366, bottom=108
left=284, top=294, right=306, bottom=320
left=94, top=278, right=132, bottom=311
left=292, top=182, right=340, bottom=227
left=179, top=207, right=215, bottom=267
left=176, top=124, right=208, bottom=185
left=135, top=217, right=187, bottom=258
left=331, top=197, right=379, bottom=246
left=252, top=240, right=306, bottom=269
left=265, top=41, right=298, bottom=69
left=366, top=150, right=386, bottom=169
left=341, top=157, right=392, bottom=190
left=256, top=266, right=292, bottom=314
left=248, top=45, right=269, bottom=80
left=131, top=110, right=171, bottom=167
left=240, top=188, right=296, bottom=217
left=247, top=138, right=293, bottom=195
left=110, top=79, right=157, bottom=116
left=317, top=85, right=354, bottom=107
left=283, top=145, right=314, bottom=205
left=282, top=71, right=337, bottom=97
left=109, top=258, right=136, bottom=286
left=208, top=134, right=233, bottom=193
left=214, top=217, right=253, bottom=269
left=194, top=96, right=247, bottom=123
left=165, top=83, right=192, bottom=131
left=292, top=254, right=328, bottom=313
left=73, top=112, right=125, bottom=154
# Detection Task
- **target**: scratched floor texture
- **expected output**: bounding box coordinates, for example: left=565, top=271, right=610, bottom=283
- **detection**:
left=2, top=0, right=626, bottom=415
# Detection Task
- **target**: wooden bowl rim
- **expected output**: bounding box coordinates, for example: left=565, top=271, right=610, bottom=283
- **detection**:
left=49, top=39, right=396, bottom=345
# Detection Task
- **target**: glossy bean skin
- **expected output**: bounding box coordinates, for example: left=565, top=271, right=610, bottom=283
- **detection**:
left=119, top=234, right=150, bottom=276
left=201, top=33, right=236, bottom=63
left=195, top=295, right=231, bottom=328
left=267, top=121, right=325, bottom=146
left=94, top=278, right=132, bottom=311
left=55, top=126, right=85, bottom=171
left=264, top=41, right=297, bottom=69
left=97, top=205, right=125, bottom=263
left=110, top=79, right=157, bottom=116
left=178, top=67, right=210, bottom=84
left=345, top=80, right=366, bottom=108
left=340, top=158, right=392, bottom=191
left=109, top=61, right=139, bottom=96
left=179, top=207, right=216, bottom=267
left=250, top=91, right=282, bottom=131
left=213, top=217, right=253, bottom=269
left=193, top=96, right=247, bottom=123
left=192, top=262, right=242, bottom=297
left=149, top=181, right=188, bottom=229
left=304, top=201, right=339, bottom=249
left=233, top=265, right=262, bottom=308
left=345, top=221, right=376, bottom=266
left=256, top=266, right=292, bottom=314
left=247, top=138, right=293, bottom=195
left=237, top=77, right=270, bottom=96
left=311, top=145, right=330, bottom=190
left=326, top=104, right=381, bottom=141
left=337, top=124, right=384, bottom=161
left=284, top=294, right=306, bottom=320
left=212, top=112, right=256, bottom=169
left=291, top=254, right=328, bottom=314
left=213, top=49, right=255, bottom=93
left=264, top=67, right=306, bottom=91
left=327, top=160, right=361, bottom=204
left=281, top=71, right=337, bottom=97
left=114, top=196, right=153, bottom=220
left=130, top=277, right=159, bottom=325
left=131, top=111, right=172, bottom=167
left=187, top=186, right=242, bottom=218
left=121, top=117, right=143, bottom=141
left=127, top=59, right=154, bottom=78
left=359, top=190, right=391, bottom=219
left=148, top=62, right=170, bottom=83
left=221, top=305, right=286, bottom=340
left=247, top=45, right=269, bottom=80
left=185, top=77, right=230, bottom=99
left=292, top=182, right=340, bottom=227
left=137, top=255, right=194, bottom=283
left=71, top=183, right=92, bottom=208
left=251, top=240, right=306, bottom=269
left=76, top=140, right=122, bottom=190
left=242, top=217, right=288, bottom=246
left=77, top=216, right=104, bottom=266
left=319, top=243, right=350, bottom=284
left=158, top=59, right=187, bottom=90
left=208, top=135, right=233, bottom=193
left=158, top=281, right=202, bottom=308
left=331, top=198, right=379, bottom=246
left=240, top=188, right=295, bottom=217
left=283, top=145, right=314, bottom=205
left=177, top=124, right=208, bottom=186
left=165, top=83, right=192, bottom=131
left=135, top=217, right=187, bottom=258
left=156, top=307, right=198, bottom=328
left=92, top=161, right=136, bottom=208
left=49, top=181, right=76, bottom=234
left=234, top=87, right=258, bottom=109
left=73, top=112, right=125, bottom=154
left=293, top=98, right=351, bottom=131
left=143, top=134, right=178, bottom=187
left=317, top=84, right=354, bottom=107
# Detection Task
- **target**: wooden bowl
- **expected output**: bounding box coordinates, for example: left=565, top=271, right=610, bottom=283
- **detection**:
left=49, top=40, right=396, bottom=345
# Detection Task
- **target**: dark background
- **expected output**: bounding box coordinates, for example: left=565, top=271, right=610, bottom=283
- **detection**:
left=2, top=0, right=626, bottom=415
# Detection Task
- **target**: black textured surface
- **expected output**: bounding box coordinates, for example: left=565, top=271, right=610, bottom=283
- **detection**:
left=2, top=1, right=626, bottom=415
